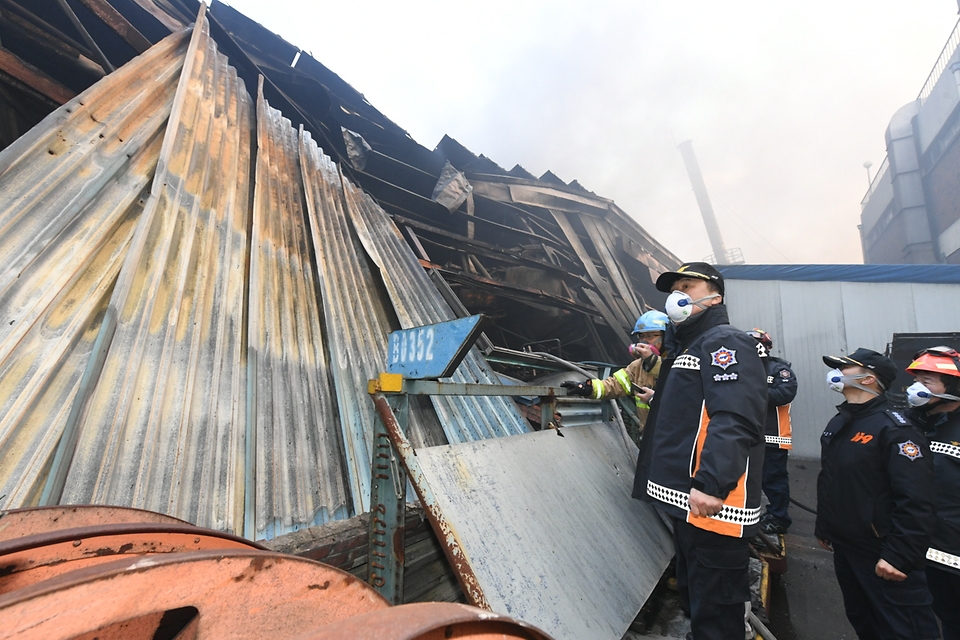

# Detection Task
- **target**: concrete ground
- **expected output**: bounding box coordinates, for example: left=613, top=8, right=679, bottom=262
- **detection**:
left=627, top=458, right=856, bottom=640
left=765, top=457, right=856, bottom=639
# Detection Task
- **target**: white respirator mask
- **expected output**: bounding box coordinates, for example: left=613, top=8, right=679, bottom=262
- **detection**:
left=665, top=291, right=720, bottom=324
left=905, top=381, right=960, bottom=407
left=826, top=368, right=880, bottom=396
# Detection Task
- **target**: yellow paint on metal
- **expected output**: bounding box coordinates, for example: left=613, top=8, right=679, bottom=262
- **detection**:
left=378, top=373, right=403, bottom=393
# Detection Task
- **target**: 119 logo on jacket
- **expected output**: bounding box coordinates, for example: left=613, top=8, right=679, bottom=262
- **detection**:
left=710, top=347, right=737, bottom=370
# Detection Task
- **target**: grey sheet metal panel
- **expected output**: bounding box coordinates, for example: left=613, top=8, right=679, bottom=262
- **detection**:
left=299, top=130, right=405, bottom=515
left=737, top=280, right=846, bottom=460
left=913, top=283, right=960, bottom=331
left=0, top=31, right=190, bottom=506
left=249, top=92, right=349, bottom=539
left=336, top=165, right=530, bottom=442
left=841, top=282, right=918, bottom=351
left=728, top=277, right=960, bottom=460
left=412, top=423, right=672, bottom=640
left=61, top=14, right=252, bottom=532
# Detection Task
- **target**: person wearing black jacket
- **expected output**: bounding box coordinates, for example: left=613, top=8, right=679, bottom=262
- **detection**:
left=904, top=346, right=960, bottom=640
left=816, top=348, right=938, bottom=640
left=747, top=329, right=798, bottom=535
left=632, top=262, right=767, bottom=640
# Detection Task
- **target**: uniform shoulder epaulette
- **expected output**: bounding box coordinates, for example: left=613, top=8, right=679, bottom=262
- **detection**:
left=884, top=409, right=910, bottom=426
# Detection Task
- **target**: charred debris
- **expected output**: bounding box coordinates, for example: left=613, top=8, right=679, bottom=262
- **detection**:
left=0, top=0, right=679, bottom=378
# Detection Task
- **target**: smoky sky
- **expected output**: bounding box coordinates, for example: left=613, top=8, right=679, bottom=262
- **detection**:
left=224, top=0, right=958, bottom=264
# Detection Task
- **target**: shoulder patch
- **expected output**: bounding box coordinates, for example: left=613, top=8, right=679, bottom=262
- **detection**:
left=898, top=440, right=923, bottom=461
left=885, top=410, right=908, bottom=426
left=710, top=347, right=737, bottom=370
left=780, top=369, right=792, bottom=379
left=673, top=354, right=701, bottom=370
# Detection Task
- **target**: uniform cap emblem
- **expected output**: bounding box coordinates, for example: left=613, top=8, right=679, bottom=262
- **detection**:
left=898, top=440, right=923, bottom=460
left=710, top=347, right=737, bottom=370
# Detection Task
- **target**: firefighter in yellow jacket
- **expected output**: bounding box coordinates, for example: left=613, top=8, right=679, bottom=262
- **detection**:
left=562, top=310, right=668, bottom=430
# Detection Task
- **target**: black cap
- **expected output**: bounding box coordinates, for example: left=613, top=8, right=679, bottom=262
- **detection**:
left=656, top=262, right=724, bottom=295
left=822, top=348, right=898, bottom=388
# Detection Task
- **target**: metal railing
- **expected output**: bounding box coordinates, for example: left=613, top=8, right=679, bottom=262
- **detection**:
left=919, top=17, right=960, bottom=105
left=862, top=155, right=890, bottom=206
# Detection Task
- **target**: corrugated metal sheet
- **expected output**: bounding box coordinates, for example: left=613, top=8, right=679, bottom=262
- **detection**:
left=60, top=12, right=252, bottom=533
left=249, top=85, right=349, bottom=539
left=299, top=126, right=411, bottom=515
left=0, top=7, right=535, bottom=538
left=726, top=277, right=960, bottom=459
left=411, top=423, right=672, bottom=640
left=0, top=29, right=190, bottom=507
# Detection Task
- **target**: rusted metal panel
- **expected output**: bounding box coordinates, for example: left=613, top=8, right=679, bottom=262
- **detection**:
left=248, top=88, right=349, bottom=539
left=0, top=506, right=188, bottom=541
left=388, top=417, right=673, bottom=640
left=0, top=30, right=189, bottom=508
left=59, top=10, right=253, bottom=533
left=341, top=172, right=530, bottom=442
left=0, top=549, right=390, bottom=639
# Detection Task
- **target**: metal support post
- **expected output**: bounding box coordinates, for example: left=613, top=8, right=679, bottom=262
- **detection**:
left=367, top=393, right=407, bottom=603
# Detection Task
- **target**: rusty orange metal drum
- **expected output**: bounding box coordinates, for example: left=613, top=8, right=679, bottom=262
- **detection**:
left=0, top=522, right=265, bottom=594
left=292, top=601, right=553, bottom=640
left=0, top=549, right=390, bottom=639
left=0, top=505, right=189, bottom=542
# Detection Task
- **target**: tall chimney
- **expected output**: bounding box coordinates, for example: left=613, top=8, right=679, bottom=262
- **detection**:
left=677, top=140, right=728, bottom=263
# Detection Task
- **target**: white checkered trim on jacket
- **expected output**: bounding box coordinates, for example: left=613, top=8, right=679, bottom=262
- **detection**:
left=647, top=480, right=761, bottom=526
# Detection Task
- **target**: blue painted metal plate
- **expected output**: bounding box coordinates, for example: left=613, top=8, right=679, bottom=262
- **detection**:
left=387, top=315, right=484, bottom=380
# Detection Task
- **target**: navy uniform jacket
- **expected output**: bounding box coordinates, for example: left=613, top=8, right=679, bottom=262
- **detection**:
left=632, top=304, right=768, bottom=538
left=762, top=355, right=797, bottom=449
left=908, top=406, right=960, bottom=572
left=816, top=396, right=935, bottom=573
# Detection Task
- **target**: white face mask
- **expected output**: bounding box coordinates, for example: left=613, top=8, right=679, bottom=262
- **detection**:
left=906, top=380, right=960, bottom=407
left=665, top=291, right=720, bottom=324
left=826, top=368, right=880, bottom=396
left=906, top=381, right=933, bottom=407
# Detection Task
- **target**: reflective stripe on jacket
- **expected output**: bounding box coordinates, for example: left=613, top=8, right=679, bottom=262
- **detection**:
left=632, top=305, right=768, bottom=539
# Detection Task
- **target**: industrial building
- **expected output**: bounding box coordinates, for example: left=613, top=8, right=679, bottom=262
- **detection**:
left=861, top=16, right=960, bottom=264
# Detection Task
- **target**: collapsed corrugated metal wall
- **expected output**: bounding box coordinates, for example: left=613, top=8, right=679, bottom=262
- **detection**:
left=0, top=9, right=530, bottom=539
left=0, top=0, right=681, bottom=372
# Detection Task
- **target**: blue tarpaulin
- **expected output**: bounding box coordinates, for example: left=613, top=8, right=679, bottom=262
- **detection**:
left=717, top=264, right=960, bottom=284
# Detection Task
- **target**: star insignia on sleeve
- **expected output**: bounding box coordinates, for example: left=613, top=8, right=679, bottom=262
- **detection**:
left=898, top=440, right=922, bottom=460
left=710, top=347, right=737, bottom=370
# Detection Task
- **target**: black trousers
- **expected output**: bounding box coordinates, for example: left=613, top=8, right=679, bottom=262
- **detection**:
left=832, top=543, right=939, bottom=640
left=927, top=564, right=960, bottom=640
left=761, top=446, right=791, bottom=525
left=673, top=517, right=750, bottom=640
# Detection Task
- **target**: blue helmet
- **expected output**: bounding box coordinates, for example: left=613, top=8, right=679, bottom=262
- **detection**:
left=633, top=310, right=669, bottom=335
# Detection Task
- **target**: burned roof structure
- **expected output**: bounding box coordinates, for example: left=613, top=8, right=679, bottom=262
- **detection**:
left=0, top=3, right=678, bottom=636
left=0, top=0, right=679, bottom=368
